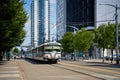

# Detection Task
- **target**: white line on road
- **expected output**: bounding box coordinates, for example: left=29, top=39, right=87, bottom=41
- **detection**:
left=0, top=67, right=18, bottom=69
left=0, top=74, right=20, bottom=78
left=0, top=71, right=19, bottom=74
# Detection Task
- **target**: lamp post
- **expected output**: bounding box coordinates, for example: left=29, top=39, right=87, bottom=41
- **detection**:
left=67, top=25, right=79, bottom=33
left=99, top=4, right=120, bottom=64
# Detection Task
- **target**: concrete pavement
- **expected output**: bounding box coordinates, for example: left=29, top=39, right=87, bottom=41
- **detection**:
left=60, top=58, right=120, bottom=68
left=0, top=59, right=21, bottom=80
left=62, top=58, right=119, bottom=64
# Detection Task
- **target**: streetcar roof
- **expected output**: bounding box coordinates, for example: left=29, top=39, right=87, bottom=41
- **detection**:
left=38, top=42, right=61, bottom=47
left=44, top=42, right=61, bottom=45
left=30, top=42, right=61, bottom=50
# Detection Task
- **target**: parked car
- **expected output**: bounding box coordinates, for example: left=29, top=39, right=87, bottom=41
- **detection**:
left=105, top=54, right=120, bottom=61
left=105, top=56, right=110, bottom=61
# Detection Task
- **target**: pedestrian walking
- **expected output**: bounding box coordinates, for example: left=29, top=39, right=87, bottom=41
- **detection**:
left=7, top=52, right=11, bottom=61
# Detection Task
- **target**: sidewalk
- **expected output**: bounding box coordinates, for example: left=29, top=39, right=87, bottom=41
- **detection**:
left=83, top=59, right=116, bottom=64
left=64, top=58, right=117, bottom=64
left=0, top=59, right=21, bottom=80
left=61, top=58, right=120, bottom=67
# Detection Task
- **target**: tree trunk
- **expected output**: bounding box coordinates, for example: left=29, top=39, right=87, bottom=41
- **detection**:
left=102, top=48, right=105, bottom=63
left=111, top=49, right=113, bottom=63
left=0, top=51, right=3, bottom=61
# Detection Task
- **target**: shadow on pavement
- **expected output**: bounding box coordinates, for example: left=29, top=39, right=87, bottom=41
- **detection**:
left=24, top=58, right=50, bottom=64
left=0, top=60, right=7, bottom=65
left=86, top=62, right=120, bottom=68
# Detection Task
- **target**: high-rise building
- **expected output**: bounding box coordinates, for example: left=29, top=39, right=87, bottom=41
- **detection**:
left=56, top=0, right=120, bottom=58
left=56, top=0, right=95, bottom=40
left=56, top=0, right=120, bottom=40
left=31, top=0, right=50, bottom=48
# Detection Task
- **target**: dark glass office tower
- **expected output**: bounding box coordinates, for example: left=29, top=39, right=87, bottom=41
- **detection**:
left=66, top=0, right=95, bottom=32
left=56, top=0, right=95, bottom=40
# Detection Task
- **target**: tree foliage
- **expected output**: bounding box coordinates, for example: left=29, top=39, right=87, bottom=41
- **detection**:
left=60, top=32, right=74, bottom=53
left=0, top=0, right=27, bottom=60
left=0, top=0, right=27, bottom=51
left=13, top=47, right=19, bottom=54
left=74, top=28, right=94, bottom=52
left=94, top=23, right=116, bottom=49
left=94, top=23, right=116, bottom=62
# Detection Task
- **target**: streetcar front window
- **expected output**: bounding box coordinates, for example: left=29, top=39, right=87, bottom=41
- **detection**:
left=53, top=49, right=60, bottom=52
left=45, top=49, right=52, bottom=52
left=45, top=49, right=60, bottom=52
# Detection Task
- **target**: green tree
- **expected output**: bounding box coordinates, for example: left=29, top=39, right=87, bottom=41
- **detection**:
left=0, top=0, right=27, bottom=60
left=108, top=23, right=120, bottom=63
left=74, top=28, right=94, bottom=52
left=106, top=23, right=115, bottom=63
left=94, top=23, right=115, bottom=63
left=13, top=47, right=19, bottom=54
left=60, top=32, right=74, bottom=54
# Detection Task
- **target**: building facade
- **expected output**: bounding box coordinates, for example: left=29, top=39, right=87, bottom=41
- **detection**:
left=31, top=0, right=50, bottom=48
left=56, top=0, right=95, bottom=40
left=31, top=0, right=39, bottom=48
left=56, top=0, right=120, bottom=58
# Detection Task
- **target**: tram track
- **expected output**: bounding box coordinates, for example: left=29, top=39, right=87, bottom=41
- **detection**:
left=58, top=61, right=120, bottom=75
left=50, top=64, right=105, bottom=80
left=50, top=62, right=120, bottom=80
left=16, top=59, right=120, bottom=80
left=25, top=58, right=120, bottom=80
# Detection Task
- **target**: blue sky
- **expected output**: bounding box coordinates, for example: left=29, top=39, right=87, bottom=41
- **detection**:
left=22, top=0, right=56, bottom=46
left=22, top=0, right=31, bottom=46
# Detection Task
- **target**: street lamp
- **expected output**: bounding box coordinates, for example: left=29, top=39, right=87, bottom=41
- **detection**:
left=99, top=4, right=120, bottom=64
left=67, top=25, right=79, bottom=33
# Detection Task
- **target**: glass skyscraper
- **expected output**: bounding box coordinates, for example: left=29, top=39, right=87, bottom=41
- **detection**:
left=31, top=0, right=50, bottom=48
left=56, top=0, right=120, bottom=58
left=56, top=0, right=95, bottom=40
left=56, top=0, right=120, bottom=40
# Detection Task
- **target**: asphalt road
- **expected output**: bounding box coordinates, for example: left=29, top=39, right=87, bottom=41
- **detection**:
left=59, top=60, right=120, bottom=80
left=16, top=59, right=104, bottom=80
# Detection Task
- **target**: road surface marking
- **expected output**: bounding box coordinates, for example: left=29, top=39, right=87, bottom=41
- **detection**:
left=0, top=67, right=18, bottom=69
left=0, top=74, right=20, bottom=78
left=0, top=71, right=19, bottom=74
left=59, top=62, right=119, bottom=79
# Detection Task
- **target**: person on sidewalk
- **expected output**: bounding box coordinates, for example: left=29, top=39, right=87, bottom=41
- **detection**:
left=6, top=52, right=11, bottom=61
